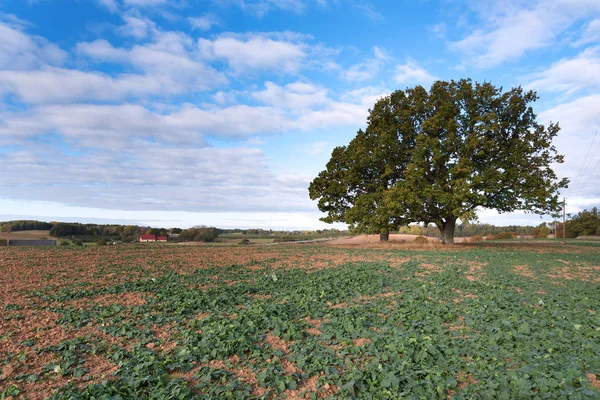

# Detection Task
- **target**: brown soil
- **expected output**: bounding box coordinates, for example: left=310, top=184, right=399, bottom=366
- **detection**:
left=466, top=262, right=486, bottom=282
left=514, top=265, right=535, bottom=278
left=265, top=333, right=292, bottom=353
left=305, top=317, right=325, bottom=336
left=588, top=373, right=600, bottom=390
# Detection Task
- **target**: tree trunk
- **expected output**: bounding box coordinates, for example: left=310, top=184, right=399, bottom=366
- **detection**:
left=380, top=231, right=389, bottom=242
left=440, top=217, right=457, bottom=244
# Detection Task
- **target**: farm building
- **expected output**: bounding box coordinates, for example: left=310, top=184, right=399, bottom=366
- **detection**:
left=140, top=234, right=156, bottom=242
left=139, top=235, right=168, bottom=243
left=8, top=239, right=57, bottom=247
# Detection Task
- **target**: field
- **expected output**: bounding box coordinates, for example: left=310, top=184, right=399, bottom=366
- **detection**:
left=1, top=242, right=599, bottom=399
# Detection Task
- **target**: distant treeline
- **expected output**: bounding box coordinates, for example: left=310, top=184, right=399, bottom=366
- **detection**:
left=397, top=223, right=540, bottom=238
left=456, top=224, right=536, bottom=237
left=557, top=208, right=600, bottom=238
left=219, top=228, right=348, bottom=238
left=0, top=220, right=54, bottom=232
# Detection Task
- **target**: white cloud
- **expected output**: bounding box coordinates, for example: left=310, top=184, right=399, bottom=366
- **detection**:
left=215, top=0, right=306, bottom=17
left=0, top=21, right=67, bottom=69
left=0, top=103, right=295, bottom=147
left=188, top=14, right=222, bottom=31
left=394, top=60, right=437, bottom=86
left=306, top=141, right=330, bottom=155
left=525, top=46, right=600, bottom=94
left=450, top=0, right=600, bottom=68
left=0, top=67, right=216, bottom=103
left=427, top=23, right=447, bottom=39
left=198, top=34, right=307, bottom=72
left=120, top=14, right=156, bottom=39
left=340, top=85, right=390, bottom=107
left=252, top=81, right=329, bottom=110
left=538, top=94, right=600, bottom=197
left=96, top=0, right=119, bottom=13
left=123, top=0, right=169, bottom=6
left=574, top=18, right=600, bottom=46
left=344, top=46, right=389, bottom=82
left=76, top=39, right=128, bottom=61
left=298, top=101, right=368, bottom=129
left=0, top=140, right=325, bottom=218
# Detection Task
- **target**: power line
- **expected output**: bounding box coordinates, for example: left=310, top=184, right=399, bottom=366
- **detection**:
left=573, top=122, right=600, bottom=187
left=581, top=154, right=600, bottom=193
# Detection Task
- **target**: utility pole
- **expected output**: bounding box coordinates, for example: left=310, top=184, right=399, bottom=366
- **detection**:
left=563, top=197, right=566, bottom=241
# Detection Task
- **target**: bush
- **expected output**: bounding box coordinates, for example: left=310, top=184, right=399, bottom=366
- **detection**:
left=59, top=240, right=69, bottom=246
left=494, top=232, right=512, bottom=240
left=414, top=236, right=429, bottom=244
left=485, top=234, right=495, bottom=240
left=73, top=239, right=83, bottom=246
left=534, top=225, right=549, bottom=239
left=470, top=235, right=483, bottom=243
left=96, top=239, right=107, bottom=246
left=0, top=239, right=7, bottom=246
left=239, top=239, right=250, bottom=245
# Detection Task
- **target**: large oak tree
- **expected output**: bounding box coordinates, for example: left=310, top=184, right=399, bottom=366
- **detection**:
left=309, top=79, right=568, bottom=244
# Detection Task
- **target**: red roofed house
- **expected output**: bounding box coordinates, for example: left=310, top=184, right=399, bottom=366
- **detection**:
left=157, top=236, right=168, bottom=242
left=140, top=234, right=156, bottom=242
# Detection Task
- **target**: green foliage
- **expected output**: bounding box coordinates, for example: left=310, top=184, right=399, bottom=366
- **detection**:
left=311, top=79, right=568, bottom=244
left=494, top=232, right=516, bottom=240
left=96, top=239, right=107, bottom=246
left=73, top=239, right=83, bottom=246
left=181, top=226, right=219, bottom=242
left=59, top=240, right=69, bottom=246
left=239, top=239, right=251, bottom=245
left=564, top=208, right=600, bottom=238
left=1, top=384, right=20, bottom=398
left=0, top=239, right=7, bottom=247
left=532, top=224, right=550, bottom=239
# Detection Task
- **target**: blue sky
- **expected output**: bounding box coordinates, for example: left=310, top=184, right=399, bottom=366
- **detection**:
left=0, top=0, right=599, bottom=229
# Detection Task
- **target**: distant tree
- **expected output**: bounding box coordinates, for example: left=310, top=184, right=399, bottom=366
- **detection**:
left=532, top=223, right=550, bottom=239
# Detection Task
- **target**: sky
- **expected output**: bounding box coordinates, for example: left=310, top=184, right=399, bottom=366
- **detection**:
left=0, top=0, right=599, bottom=230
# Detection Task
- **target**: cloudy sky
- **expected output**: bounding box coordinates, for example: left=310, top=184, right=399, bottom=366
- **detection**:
left=0, top=0, right=599, bottom=229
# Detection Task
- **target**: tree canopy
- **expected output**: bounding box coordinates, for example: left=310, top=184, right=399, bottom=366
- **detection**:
left=309, top=79, right=568, bottom=243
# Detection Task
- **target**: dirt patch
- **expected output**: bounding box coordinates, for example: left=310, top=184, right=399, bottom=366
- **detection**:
left=305, top=317, right=325, bottom=336
left=514, top=265, right=535, bottom=279
left=283, top=375, right=338, bottom=399
left=265, top=333, right=291, bottom=353
left=451, top=288, right=478, bottom=303
left=588, top=373, right=600, bottom=390
left=69, top=292, right=148, bottom=309
left=416, top=263, right=443, bottom=277
left=465, top=262, right=486, bottom=282
left=83, top=354, right=119, bottom=382
left=352, top=338, right=371, bottom=347
left=457, top=371, right=477, bottom=389
left=546, top=265, right=600, bottom=283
